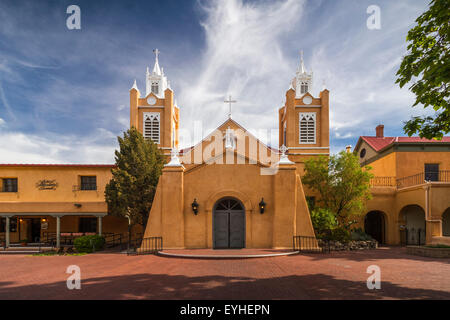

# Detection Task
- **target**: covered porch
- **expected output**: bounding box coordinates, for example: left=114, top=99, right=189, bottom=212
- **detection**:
left=0, top=212, right=107, bottom=248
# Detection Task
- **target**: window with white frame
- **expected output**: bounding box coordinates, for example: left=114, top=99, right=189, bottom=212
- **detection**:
left=143, top=112, right=160, bottom=144
left=151, top=82, right=159, bottom=95
left=299, top=112, right=316, bottom=144
left=300, top=82, right=308, bottom=94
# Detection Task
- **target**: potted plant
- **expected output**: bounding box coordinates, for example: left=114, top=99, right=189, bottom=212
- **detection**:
left=20, top=238, right=28, bottom=246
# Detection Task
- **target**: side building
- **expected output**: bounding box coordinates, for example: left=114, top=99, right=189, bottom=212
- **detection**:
left=354, top=125, right=450, bottom=246
left=0, top=164, right=140, bottom=247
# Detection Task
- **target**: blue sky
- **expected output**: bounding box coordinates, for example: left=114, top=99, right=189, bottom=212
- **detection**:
left=0, top=0, right=430, bottom=163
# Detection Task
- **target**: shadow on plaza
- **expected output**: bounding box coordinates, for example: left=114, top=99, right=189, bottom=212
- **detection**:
left=0, top=271, right=449, bottom=300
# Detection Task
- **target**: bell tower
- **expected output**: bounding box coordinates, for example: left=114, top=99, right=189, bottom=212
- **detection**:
left=130, top=49, right=179, bottom=155
left=278, top=51, right=329, bottom=164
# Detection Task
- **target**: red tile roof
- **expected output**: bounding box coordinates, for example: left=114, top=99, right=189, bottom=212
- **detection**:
left=361, top=136, right=450, bottom=152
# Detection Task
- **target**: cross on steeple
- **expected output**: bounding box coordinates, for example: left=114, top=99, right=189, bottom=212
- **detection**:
left=224, top=95, right=237, bottom=119
left=153, top=48, right=160, bottom=60
left=299, top=49, right=305, bottom=73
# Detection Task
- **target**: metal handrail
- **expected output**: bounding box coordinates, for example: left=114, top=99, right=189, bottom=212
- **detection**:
left=128, top=236, right=162, bottom=255
left=371, top=171, right=450, bottom=189
left=293, top=235, right=326, bottom=253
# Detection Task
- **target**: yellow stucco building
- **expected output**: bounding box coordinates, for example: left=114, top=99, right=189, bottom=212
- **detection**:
left=354, top=125, right=450, bottom=246
left=0, top=164, right=139, bottom=248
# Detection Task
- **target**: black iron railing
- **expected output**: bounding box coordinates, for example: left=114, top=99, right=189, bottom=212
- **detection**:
left=104, top=233, right=123, bottom=248
left=128, top=236, right=163, bottom=255
left=396, top=170, right=450, bottom=189
left=397, top=172, right=426, bottom=189
left=43, top=231, right=98, bottom=245
left=293, top=236, right=327, bottom=253
left=400, top=228, right=426, bottom=246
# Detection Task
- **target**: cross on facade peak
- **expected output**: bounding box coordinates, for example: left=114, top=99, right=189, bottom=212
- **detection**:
left=224, top=95, right=237, bottom=119
left=280, top=144, right=288, bottom=155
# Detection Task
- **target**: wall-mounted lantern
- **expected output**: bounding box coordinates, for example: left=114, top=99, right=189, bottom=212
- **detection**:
left=259, top=198, right=266, bottom=214
left=191, top=198, right=199, bottom=215
left=41, top=218, right=47, bottom=223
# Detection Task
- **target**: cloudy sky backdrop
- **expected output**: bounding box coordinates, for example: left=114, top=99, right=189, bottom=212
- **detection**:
left=0, top=0, right=431, bottom=163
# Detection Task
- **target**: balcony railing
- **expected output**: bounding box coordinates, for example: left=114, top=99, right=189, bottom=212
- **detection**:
left=371, top=171, right=450, bottom=189
left=369, top=176, right=396, bottom=187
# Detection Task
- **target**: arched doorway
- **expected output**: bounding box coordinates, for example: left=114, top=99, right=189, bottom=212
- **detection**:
left=443, top=208, right=450, bottom=236
left=400, top=205, right=426, bottom=245
left=364, top=211, right=386, bottom=244
left=213, top=197, right=245, bottom=249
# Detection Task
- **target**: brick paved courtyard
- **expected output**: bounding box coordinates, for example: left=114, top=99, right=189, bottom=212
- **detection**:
left=0, top=247, right=449, bottom=300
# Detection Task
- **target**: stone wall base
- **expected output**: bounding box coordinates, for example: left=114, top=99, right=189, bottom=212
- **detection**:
left=407, top=246, right=450, bottom=258
left=318, top=240, right=378, bottom=251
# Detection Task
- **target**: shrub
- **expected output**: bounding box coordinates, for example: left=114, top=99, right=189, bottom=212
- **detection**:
left=73, top=235, right=105, bottom=253
left=310, top=208, right=337, bottom=238
left=351, top=228, right=373, bottom=241
left=329, top=228, right=351, bottom=242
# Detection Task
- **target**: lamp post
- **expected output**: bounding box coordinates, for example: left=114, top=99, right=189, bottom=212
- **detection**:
left=127, top=215, right=131, bottom=254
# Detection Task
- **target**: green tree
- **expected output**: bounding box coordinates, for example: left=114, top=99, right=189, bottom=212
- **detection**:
left=396, top=0, right=450, bottom=139
left=302, top=151, right=373, bottom=228
left=105, top=127, right=165, bottom=238
left=310, top=208, right=337, bottom=238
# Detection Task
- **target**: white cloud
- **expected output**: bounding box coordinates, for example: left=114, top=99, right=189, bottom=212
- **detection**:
left=177, top=0, right=306, bottom=147
left=0, top=130, right=116, bottom=164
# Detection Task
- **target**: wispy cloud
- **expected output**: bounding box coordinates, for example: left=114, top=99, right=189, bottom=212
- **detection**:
left=178, top=0, right=306, bottom=141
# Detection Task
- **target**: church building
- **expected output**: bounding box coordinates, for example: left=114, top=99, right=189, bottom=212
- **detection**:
left=134, top=51, right=329, bottom=249
left=1, top=49, right=448, bottom=250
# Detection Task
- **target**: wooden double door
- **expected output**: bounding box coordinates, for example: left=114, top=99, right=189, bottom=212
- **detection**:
left=213, top=198, right=245, bottom=249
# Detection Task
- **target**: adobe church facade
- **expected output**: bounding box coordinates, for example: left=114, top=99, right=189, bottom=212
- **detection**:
left=133, top=51, right=330, bottom=249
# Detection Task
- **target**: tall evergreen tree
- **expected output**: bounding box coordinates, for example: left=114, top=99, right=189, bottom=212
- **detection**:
left=105, top=127, right=165, bottom=235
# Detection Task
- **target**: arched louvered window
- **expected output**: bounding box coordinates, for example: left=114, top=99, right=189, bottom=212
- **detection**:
left=300, top=82, right=308, bottom=94
left=299, top=112, right=316, bottom=144
left=143, top=112, right=160, bottom=144
left=151, top=82, right=159, bottom=94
